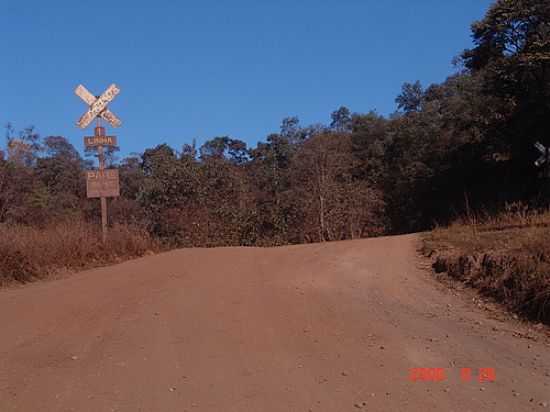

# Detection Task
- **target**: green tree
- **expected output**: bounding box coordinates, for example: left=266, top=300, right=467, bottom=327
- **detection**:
left=330, top=106, right=352, bottom=132
left=462, top=0, right=550, bottom=169
left=395, top=81, right=424, bottom=113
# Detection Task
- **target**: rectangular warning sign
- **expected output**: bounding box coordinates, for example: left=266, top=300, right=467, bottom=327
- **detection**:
left=86, top=169, right=120, bottom=198
left=84, top=135, right=118, bottom=148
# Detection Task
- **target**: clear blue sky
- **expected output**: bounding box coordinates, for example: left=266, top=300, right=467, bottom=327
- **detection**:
left=1, top=0, right=493, bottom=157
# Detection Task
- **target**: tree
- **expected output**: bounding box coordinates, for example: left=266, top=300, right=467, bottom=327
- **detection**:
left=43, top=136, right=80, bottom=161
left=199, top=137, right=249, bottom=164
left=181, top=140, right=197, bottom=160
left=34, top=136, right=84, bottom=221
left=5, top=125, right=42, bottom=167
left=248, top=132, right=296, bottom=244
left=350, top=111, right=388, bottom=185
left=139, top=144, right=183, bottom=236
left=292, top=132, right=384, bottom=242
left=330, top=106, right=352, bottom=132
left=462, top=0, right=550, bottom=169
left=396, top=81, right=424, bottom=113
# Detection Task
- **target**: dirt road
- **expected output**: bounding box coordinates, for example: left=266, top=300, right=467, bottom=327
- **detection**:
left=1, top=235, right=549, bottom=411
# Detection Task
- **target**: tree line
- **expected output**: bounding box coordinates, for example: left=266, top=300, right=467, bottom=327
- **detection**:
left=1, top=0, right=549, bottom=247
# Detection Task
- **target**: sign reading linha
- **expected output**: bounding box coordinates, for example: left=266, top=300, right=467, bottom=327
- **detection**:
left=84, top=135, right=118, bottom=148
left=86, top=169, right=120, bottom=198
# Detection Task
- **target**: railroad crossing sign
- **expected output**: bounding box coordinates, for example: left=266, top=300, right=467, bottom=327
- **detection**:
left=535, top=142, right=548, bottom=167
left=75, top=83, right=122, bottom=243
left=75, top=84, right=122, bottom=129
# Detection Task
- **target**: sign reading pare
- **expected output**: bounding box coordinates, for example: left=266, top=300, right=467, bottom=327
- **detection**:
left=86, top=169, right=120, bottom=198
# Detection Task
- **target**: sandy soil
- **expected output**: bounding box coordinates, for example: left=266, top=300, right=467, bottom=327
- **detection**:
left=1, top=234, right=549, bottom=411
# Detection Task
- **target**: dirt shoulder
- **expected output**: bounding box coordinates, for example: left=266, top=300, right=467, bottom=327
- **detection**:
left=422, top=222, right=550, bottom=326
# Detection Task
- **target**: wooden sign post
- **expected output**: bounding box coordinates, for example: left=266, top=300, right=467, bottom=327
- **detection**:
left=75, top=84, right=122, bottom=243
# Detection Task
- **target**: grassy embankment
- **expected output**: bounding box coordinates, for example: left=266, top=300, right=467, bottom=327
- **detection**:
left=0, top=220, right=158, bottom=286
left=422, top=204, right=550, bottom=324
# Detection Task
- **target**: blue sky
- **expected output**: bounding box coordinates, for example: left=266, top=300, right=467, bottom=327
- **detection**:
left=1, top=0, right=493, bottom=157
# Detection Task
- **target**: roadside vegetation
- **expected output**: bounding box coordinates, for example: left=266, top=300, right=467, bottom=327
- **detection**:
left=1, top=0, right=549, bottom=286
left=0, top=220, right=157, bottom=285
left=423, top=204, right=550, bottom=324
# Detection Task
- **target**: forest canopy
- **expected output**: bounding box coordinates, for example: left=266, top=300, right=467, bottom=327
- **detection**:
left=1, top=0, right=549, bottom=247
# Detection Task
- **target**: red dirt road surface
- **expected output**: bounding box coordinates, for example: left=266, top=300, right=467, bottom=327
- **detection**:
left=1, top=235, right=549, bottom=411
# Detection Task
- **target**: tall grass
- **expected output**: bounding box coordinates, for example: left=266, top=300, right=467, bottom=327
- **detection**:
left=455, top=202, right=550, bottom=234
left=424, top=203, right=550, bottom=324
left=0, top=220, right=158, bottom=285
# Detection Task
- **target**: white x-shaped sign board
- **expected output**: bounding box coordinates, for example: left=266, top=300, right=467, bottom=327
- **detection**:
left=76, top=84, right=122, bottom=129
left=535, top=141, right=548, bottom=167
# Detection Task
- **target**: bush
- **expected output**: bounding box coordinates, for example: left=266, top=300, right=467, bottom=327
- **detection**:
left=0, top=220, right=158, bottom=285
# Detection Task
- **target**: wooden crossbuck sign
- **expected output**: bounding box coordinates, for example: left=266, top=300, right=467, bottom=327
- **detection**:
left=535, top=142, right=548, bottom=167
left=75, top=84, right=122, bottom=129
left=75, top=83, right=122, bottom=244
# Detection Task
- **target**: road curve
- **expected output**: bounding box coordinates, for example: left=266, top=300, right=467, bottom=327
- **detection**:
left=1, top=234, right=549, bottom=411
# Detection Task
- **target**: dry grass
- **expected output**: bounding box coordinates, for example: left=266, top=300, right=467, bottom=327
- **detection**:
left=423, top=204, right=550, bottom=324
left=454, top=201, right=550, bottom=236
left=0, top=220, right=159, bottom=285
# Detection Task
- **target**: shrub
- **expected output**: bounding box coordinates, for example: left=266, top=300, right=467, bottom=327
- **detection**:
left=0, top=220, right=158, bottom=285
